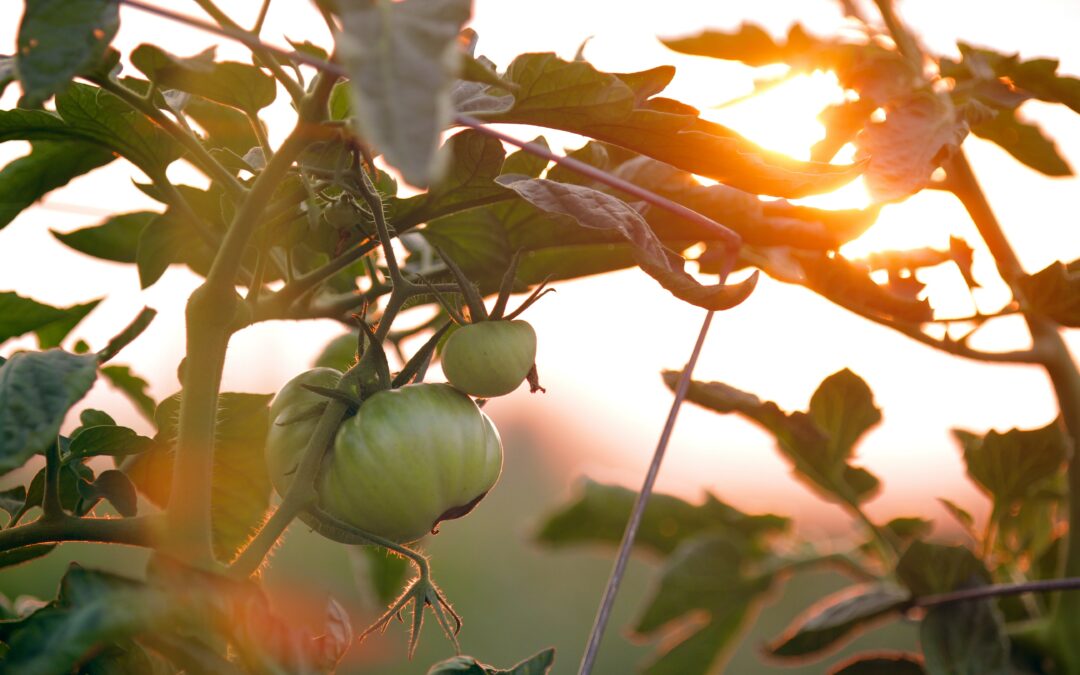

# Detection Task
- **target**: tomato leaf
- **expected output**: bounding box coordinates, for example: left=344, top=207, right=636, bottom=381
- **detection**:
left=536, top=479, right=787, bottom=556
left=0, top=350, right=98, bottom=475
left=972, top=109, right=1072, bottom=176
left=797, top=251, right=934, bottom=324
left=921, top=602, right=1010, bottom=675
left=497, top=177, right=758, bottom=310
left=185, top=97, right=262, bottom=156
left=100, top=365, right=156, bottom=422
left=130, top=44, right=277, bottom=113
left=68, top=425, right=153, bottom=459
left=953, top=419, right=1066, bottom=506
left=0, top=486, right=27, bottom=519
left=427, top=648, right=556, bottom=674
left=896, top=541, right=989, bottom=597
left=52, top=212, right=155, bottom=264
left=666, top=369, right=882, bottom=505
left=0, top=292, right=101, bottom=349
left=16, top=0, right=120, bottom=105
left=766, top=585, right=909, bottom=658
left=484, top=53, right=863, bottom=198
left=633, top=534, right=773, bottom=675
left=76, top=469, right=138, bottom=517
left=337, top=0, right=473, bottom=186
left=0, top=141, right=116, bottom=231
left=135, top=213, right=215, bottom=289
left=1018, top=259, right=1080, bottom=327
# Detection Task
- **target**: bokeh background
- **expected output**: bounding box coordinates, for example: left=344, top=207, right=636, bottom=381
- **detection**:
left=1, top=0, right=1079, bottom=672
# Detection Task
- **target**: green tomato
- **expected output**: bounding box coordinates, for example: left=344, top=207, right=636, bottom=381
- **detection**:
left=266, top=367, right=342, bottom=495
left=441, top=320, right=537, bottom=398
left=320, top=383, right=502, bottom=543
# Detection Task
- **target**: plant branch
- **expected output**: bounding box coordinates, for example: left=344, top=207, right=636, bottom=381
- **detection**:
left=915, top=577, right=1080, bottom=608
left=0, top=514, right=163, bottom=553
left=578, top=310, right=715, bottom=675
left=41, top=439, right=65, bottom=521
left=92, top=77, right=245, bottom=198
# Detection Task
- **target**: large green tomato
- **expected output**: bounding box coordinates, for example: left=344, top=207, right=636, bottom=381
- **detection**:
left=319, top=383, right=502, bottom=543
left=441, top=320, right=537, bottom=398
left=266, top=367, right=343, bottom=495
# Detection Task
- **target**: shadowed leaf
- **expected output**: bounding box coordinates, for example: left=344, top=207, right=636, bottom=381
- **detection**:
left=921, top=601, right=1010, bottom=675
left=1018, top=259, right=1080, bottom=327
left=0, top=142, right=116, bottom=231
left=953, top=419, right=1066, bottom=505
left=427, top=648, right=556, bottom=674
left=767, top=585, right=909, bottom=658
left=972, top=109, right=1071, bottom=176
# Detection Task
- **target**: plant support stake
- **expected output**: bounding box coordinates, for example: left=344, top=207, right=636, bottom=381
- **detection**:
left=578, top=310, right=715, bottom=675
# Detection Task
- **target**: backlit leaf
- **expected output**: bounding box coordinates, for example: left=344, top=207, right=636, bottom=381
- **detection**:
left=100, top=365, right=156, bottom=421
left=767, top=585, right=909, bottom=658
left=972, top=109, right=1071, bottom=176
left=0, top=142, right=115, bottom=231
left=52, top=212, right=154, bottom=263
left=953, top=419, right=1066, bottom=506
left=1018, top=259, right=1080, bottom=327
left=130, top=44, right=276, bottom=113
left=0, top=292, right=100, bottom=349
left=896, top=541, right=989, bottom=597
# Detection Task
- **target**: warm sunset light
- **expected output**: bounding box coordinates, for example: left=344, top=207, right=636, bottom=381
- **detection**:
left=0, top=1, right=1078, bottom=673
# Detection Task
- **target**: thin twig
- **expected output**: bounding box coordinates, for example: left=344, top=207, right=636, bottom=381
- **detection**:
left=916, top=577, right=1080, bottom=608
left=578, top=310, right=715, bottom=675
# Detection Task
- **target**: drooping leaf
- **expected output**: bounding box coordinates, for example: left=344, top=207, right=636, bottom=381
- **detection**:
left=920, top=601, right=1010, bottom=675
left=972, top=109, right=1071, bottom=176
left=337, top=0, right=473, bottom=186
left=484, top=53, right=863, bottom=198
left=896, top=541, right=989, bottom=597
left=797, top=251, right=934, bottom=324
left=0, top=141, right=116, bottom=231
left=767, top=586, right=909, bottom=658
left=666, top=369, right=882, bottom=505
left=830, top=653, right=926, bottom=674
left=130, top=44, right=276, bottom=113
left=857, top=92, right=987, bottom=202
left=16, top=0, right=120, bottom=105
left=953, top=419, right=1066, bottom=506
left=427, top=648, right=556, bottom=675
left=536, top=479, right=787, bottom=556
left=0, top=292, right=101, bottom=349
left=633, top=534, right=774, bottom=675
left=497, top=177, right=758, bottom=310
left=52, top=212, right=155, bottom=263
left=1018, top=259, right=1080, bottom=327
left=126, top=392, right=274, bottom=561
left=100, top=365, right=156, bottom=422
left=0, top=350, right=98, bottom=474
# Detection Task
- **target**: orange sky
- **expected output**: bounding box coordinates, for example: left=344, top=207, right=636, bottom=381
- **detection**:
left=1, top=1, right=1078, bottom=531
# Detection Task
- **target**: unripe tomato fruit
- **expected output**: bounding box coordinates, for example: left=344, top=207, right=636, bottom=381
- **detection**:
left=319, top=383, right=502, bottom=543
left=441, top=320, right=537, bottom=398
left=266, top=368, right=342, bottom=495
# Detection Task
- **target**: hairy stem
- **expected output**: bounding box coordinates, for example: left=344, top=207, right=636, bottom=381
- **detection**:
left=0, top=514, right=164, bottom=552
left=41, top=439, right=64, bottom=521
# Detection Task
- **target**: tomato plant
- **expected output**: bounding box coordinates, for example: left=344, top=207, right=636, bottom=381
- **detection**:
left=0, top=0, right=1077, bottom=673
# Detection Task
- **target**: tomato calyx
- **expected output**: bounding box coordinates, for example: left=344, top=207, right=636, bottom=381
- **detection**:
left=431, top=490, right=489, bottom=535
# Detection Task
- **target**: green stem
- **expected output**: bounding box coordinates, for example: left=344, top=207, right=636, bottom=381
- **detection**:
left=41, top=439, right=64, bottom=521
left=0, top=514, right=163, bottom=552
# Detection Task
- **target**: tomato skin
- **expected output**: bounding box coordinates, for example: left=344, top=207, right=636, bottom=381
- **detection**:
left=266, top=368, right=343, bottom=495
left=320, top=383, right=502, bottom=543
left=441, top=320, right=537, bottom=398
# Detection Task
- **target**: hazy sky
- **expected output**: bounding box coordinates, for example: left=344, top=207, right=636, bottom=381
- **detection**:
left=1, top=0, right=1078, bottom=532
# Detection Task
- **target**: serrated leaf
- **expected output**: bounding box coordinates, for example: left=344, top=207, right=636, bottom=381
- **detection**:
left=830, top=653, right=926, bottom=674
left=857, top=92, right=983, bottom=202
left=0, top=350, right=98, bottom=475
left=1018, top=259, right=1080, bottom=327
left=497, top=177, right=758, bottom=310
left=130, top=44, right=276, bottom=113
left=0, top=292, right=100, bottom=349
left=633, top=534, right=773, bottom=675
left=953, top=419, right=1066, bottom=506
left=767, top=585, right=909, bottom=658
left=972, top=109, right=1071, bottom=176
left=896, top=541, right=989, bottom=597
left=427, top=648, right=556, bottom=675
left=536, top=479, right=787, bottom=556
left=666, top=369, right=881, bottom=505
left=0, top=141, right=116, bottom=231
left=52, top=212, right=154, bottom=263
left=100, top=365, right=155, bottom=422
left=126, top=392, right=273, bottom=561
left=337, top=0, right=472, bottom=186
left=16, top=0, right=120, bottom=105
left=921, top=602, right=1010, bottom=675
left=797, top=251, right=933, bottom=323
left=485, top=52, right=863, bottom=198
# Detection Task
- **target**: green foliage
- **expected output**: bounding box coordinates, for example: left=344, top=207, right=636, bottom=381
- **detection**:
left=130, top=45, right=277, bottom=113
left=920, top=602, right=1010, bottom=675
left=427, top=648, right=556, bottom=675
left=100, top=364, right=156, bottom=421
left=16, top=0, right=119, bottom=105
left=52, top=212, right=154, bottom=263
left=337, top=0, right=473, bottom=186
left=0, top=350, right=97, bottom=474
left=0, top=142, right=115, bottom=230
left=766, top=586, right=909, bottom=658
left=1018, top=259, right=1080, bottom=327
left=830, top=654, right=926, bottom=674
left=954, top=419, right=1066, bottom=508
left=0, top=292, right=100, bottom=348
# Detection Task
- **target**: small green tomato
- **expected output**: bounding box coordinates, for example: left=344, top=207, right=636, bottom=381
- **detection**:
left=319, top=383, right=502, bottom=543
left=265, top=367, right=342, bottom=495
left=441, top=320, right=537, bottom=398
